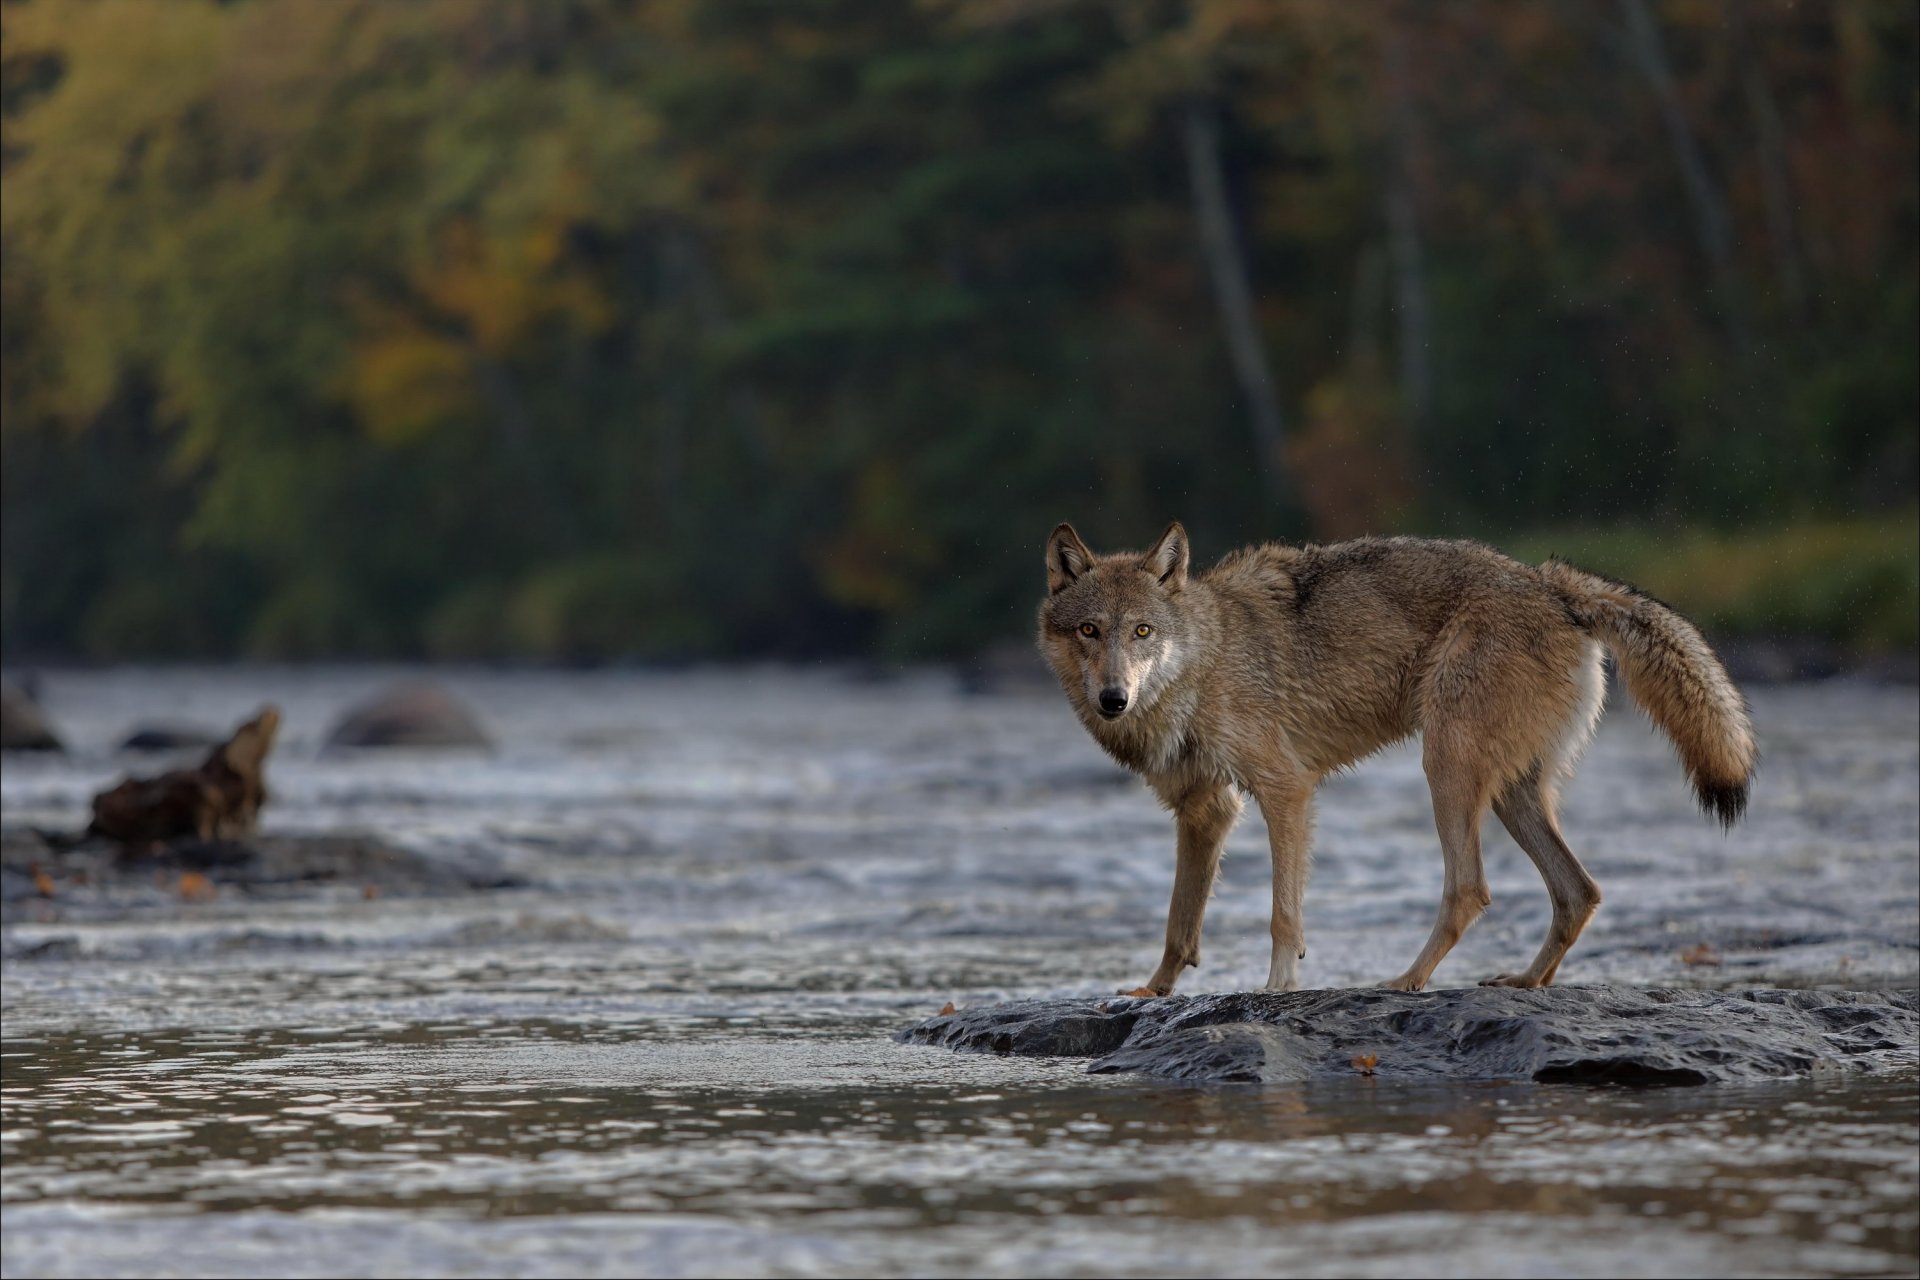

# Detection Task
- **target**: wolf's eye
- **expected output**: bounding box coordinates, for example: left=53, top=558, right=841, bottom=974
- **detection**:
left=1078, top=622, right=1099, bottom=638
left=1135, top=624, right=1153, bottom=638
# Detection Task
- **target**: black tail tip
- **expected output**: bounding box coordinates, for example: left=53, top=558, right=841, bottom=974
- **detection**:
left=1697, top=780, right=1749, bottom=829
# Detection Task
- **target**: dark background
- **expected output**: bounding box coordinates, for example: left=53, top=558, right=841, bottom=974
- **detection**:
left=3, top=0, right=1914, bottom=664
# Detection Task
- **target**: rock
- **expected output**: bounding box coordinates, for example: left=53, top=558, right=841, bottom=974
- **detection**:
left=119, top=724, right=221, bottom=752
left=323, top=682, right=491, bottom=750
left=1, top=678, right=63, bottom=752
left=1, top=826, right=525, bottom=922
left=899, top=986, right=1918, bottom=1086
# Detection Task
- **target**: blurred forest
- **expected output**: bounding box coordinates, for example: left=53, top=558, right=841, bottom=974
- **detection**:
left=2, top=0, right=1915, bottom=662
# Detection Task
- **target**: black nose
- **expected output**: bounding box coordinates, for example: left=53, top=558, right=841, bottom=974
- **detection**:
left=1098, top=688, right=1129, bottom=715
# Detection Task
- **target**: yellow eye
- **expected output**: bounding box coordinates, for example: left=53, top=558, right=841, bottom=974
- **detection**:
left=1136, top=624, right=1153, bottom=638
left=1079, top=622, right=1099, bottom=638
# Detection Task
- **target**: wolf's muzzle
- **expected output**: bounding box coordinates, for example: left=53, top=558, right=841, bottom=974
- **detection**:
left=1098, top=688, right=1129, bottom=717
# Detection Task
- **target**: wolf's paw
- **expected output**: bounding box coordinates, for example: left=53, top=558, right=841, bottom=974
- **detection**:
left=1479, top=972, right=1546, bottom=988
left=1377, top=973, right=1426, bottom=992
left=1118, top=985, right=1165, bottom=998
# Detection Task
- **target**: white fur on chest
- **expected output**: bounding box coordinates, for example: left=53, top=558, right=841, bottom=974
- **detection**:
left=1087, top=682, right=1247, bottom=790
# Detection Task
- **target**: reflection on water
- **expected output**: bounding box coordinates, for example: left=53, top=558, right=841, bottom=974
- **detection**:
left=4, top=1020, right=1915, bottom=1279
left=2, top=667, right=1917, bottom=1277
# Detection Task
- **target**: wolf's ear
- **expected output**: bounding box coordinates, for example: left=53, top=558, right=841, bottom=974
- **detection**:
left=1141, top=521, right=1188, bottom=590
left=1046, top=523, right=1095, bottom=594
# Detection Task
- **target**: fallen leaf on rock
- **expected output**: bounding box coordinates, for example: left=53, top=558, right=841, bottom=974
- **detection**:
left=1351, top=1054, right=1378, bottom=1076
left=939, top=1002, right=956, bottom=1016
left=178, top=871, right=216, bottom=902
left=362, top=884, right=380, bottom=901
left=1679, top=942, right=1721, bottom=967
left=32, top=868, right=55, bottom=897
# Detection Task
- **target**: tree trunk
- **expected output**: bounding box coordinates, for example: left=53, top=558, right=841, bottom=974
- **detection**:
left=1725, top=0, right=1807, bottom=324
left=1181, top=97, right=1288, bottom=498
left=1618, top=0, right=1748, bottom=351
left=466, top=345, right=581, bottom=549
left=1383, top=29, right=1434, bottom=433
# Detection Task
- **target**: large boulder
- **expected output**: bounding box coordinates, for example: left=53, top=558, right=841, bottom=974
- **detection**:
left=118, top=724, right=222, bottom=752
left=323, top=681, right=491, bottom=750
left=1, top=678, right=63, bottom=752
left=899, top=986, right=1918, bottom=1086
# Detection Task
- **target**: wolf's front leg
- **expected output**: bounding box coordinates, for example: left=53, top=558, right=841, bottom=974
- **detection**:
left=1135, top=782, right=1242, bottom=995
left=1251, top=771, right=1314, bottom=993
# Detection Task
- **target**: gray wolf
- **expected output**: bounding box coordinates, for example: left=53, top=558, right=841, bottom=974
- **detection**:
left=1036, top=522, right=1754, bottom=994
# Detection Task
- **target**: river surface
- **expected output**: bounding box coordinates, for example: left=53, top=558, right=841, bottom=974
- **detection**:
left=2, top=666, right=1916, bottom=1278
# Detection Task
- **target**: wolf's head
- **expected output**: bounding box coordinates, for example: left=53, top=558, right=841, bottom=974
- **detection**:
left=1036, top=522, right=1191, bottom=722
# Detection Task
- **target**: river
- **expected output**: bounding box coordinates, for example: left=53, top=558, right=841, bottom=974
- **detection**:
left=2, top=666, right=1915, bottom=1277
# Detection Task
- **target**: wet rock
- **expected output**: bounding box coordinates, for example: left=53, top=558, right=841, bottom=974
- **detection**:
left=1, top=827, right=525, bottom=922
left=119, top=724, right=221, bottom=752
left=900, top=987, right=1919, bottom=1086
left=908, top=998, right=1146, bottom=1058
left=8, top=936, right=81, bottom=961
left=323, top=682, right=492, bottom=750
left=1, top=678, right=63, bottom=752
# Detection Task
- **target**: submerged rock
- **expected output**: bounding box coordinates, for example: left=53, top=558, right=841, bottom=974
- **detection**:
left=1, top=827, right=524, bottom=923
left=119, top=724, right=221, bottom=752
left=1, top=679, right=63, bottom=752
left=323, top=682, right=491, bottom=750
left=899, top=986, right=1918, bottom=1086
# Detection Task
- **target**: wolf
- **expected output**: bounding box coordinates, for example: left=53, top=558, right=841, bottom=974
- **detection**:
left=1036, top=522, right=1755, bottom=995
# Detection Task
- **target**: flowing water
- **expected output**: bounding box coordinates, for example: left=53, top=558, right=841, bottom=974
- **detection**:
left=2, top=666, right=1916, bottom=1278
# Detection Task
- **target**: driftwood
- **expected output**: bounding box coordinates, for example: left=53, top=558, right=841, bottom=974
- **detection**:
left=89, top=706, right=281, bottom=846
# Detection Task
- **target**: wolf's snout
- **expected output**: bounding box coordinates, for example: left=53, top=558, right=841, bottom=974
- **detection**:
left=1098, top=688, right=1129, bottom=717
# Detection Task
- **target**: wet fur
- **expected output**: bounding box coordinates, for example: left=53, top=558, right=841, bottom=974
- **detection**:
left=1038, top=524, right=1756, bottom=995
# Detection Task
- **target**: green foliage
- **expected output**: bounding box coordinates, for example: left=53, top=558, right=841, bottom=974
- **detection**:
left=504, top=557, right=722, bottom=663
left=1508, top=515, right=1920, bottom=652
left=1, top=0, right=1914, bottom=661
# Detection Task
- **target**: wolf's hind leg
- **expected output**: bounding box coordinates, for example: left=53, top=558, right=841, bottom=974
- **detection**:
left=1138, top=782, right=1242, bottom=995
left=1481, top=770, right=1600, bottom=988
left=1381, top=732, right=1493, bottom=992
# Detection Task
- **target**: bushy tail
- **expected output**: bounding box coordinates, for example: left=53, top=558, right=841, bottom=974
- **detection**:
left=1542, top=560, right=1756, bottom=826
